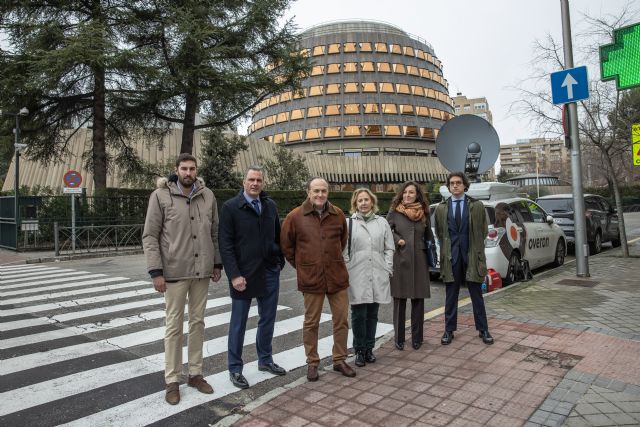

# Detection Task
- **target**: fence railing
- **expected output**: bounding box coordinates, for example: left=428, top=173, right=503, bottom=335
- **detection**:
left=54, top=223, right=144, bottom=256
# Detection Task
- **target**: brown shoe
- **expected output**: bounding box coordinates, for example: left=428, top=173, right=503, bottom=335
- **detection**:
left=188, top=375, right=214, bottom=394
left=165, top=382, right=180, bottom=405
left=307, top=365, right=319, bottom=382
left=333, top=361, right=356, bottom=378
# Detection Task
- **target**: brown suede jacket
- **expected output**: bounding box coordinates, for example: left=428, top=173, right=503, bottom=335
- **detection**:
left=280, top=199, right=349, bottom=294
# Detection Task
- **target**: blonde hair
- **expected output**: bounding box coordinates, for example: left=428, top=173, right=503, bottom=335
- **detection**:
left=350, top=188, right=379, bottom=214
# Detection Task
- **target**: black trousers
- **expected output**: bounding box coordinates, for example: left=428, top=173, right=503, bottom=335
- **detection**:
left=351, top=303, right=379, bottom=352
left=444, top=260, right=489, bottom=332
left=393, top=298, right=424, bottom=345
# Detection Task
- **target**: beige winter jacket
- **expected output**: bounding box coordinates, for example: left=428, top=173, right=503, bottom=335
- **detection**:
left=142, top=176, right=222, bottom=281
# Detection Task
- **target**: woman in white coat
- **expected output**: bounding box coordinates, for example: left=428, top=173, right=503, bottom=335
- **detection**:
left=344, top=188, right=395, bottom=367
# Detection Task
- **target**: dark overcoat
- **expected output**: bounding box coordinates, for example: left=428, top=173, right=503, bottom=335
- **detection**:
left=218, top=191, right=284, bottom=299
left=386, top=210, right=431, bottom=299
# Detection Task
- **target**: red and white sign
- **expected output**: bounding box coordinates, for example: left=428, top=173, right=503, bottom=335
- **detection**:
left=63, top=170, right=82, bottom=188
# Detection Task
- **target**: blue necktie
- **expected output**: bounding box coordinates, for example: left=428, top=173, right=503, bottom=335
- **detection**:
left=251, top=199, right=261, bottom=215
left=454, top=200, right=462, bottom=229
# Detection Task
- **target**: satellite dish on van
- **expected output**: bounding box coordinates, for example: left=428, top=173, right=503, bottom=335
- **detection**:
left=435, top=115, right=500, bottom=181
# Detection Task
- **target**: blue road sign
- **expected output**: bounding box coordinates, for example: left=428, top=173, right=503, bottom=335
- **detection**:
left=550, top=66, right=589, bottom=105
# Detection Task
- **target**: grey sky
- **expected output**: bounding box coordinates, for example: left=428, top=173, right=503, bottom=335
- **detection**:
left=283, top=0, right=635, bottom=147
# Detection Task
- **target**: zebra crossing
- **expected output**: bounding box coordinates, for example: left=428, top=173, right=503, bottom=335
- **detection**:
left=0, top=263, right=393, bottom=426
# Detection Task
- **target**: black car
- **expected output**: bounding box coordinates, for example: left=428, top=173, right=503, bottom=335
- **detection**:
left=535, top=194, right=620, bottom=254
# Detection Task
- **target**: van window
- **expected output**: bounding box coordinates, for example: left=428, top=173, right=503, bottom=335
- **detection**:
left=512, top=202, right=533, bottom=222
left=528, top=202, right=546, bottom=223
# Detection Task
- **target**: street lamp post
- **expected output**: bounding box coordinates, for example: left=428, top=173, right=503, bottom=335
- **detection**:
left=2, top=108, right=30, bottom=236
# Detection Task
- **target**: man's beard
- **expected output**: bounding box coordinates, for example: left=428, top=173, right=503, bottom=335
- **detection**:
left=179, top=175, right=194, bottom=186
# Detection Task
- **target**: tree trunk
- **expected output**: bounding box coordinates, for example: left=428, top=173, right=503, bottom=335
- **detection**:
left=602, top=147, right=629, bottom=257
left=93, top=65, right=107, bottom=191
left=180, top=90, right=198, bottom=154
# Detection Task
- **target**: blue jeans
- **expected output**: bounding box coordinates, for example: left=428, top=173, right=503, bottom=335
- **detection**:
left=228, top=266, right=280, bottom=373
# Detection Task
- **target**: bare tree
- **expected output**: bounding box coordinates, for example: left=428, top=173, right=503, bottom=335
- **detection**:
left=511, top=3, right=639, bottom=257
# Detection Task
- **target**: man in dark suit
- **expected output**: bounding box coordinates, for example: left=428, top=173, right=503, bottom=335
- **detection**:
left=434, top=171, right=494, bottom=345
left=218, top=166, right=286, bottom=389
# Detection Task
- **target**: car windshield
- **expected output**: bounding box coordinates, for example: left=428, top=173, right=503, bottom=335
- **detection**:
left=537, top=198, right=573, bottom=212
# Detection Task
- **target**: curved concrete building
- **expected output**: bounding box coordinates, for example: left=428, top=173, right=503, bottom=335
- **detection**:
left=248, top=20, right=454, bottom=162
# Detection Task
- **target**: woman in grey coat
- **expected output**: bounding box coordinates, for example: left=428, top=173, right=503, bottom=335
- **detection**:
left=386, top=181, right=433, bottom=350
left=344, top=188, right=395, bottom=367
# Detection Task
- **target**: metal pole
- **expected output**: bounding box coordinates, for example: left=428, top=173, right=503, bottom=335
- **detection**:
left=71, top=194, right=76, bottom=253
left=14, top=115, right=20, bottom=229
left=54, top=221, right=59, bottom=257
left=560, top=0, right=589, bottom=277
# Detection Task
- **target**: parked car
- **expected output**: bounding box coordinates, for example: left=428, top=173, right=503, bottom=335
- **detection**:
left=535, top=194, right=620, bottom=254
left=431, top=183, right=567, bottom=285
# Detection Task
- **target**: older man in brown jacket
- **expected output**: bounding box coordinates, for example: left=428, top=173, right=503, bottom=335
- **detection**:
left=280, top=177, right=356, bottom=381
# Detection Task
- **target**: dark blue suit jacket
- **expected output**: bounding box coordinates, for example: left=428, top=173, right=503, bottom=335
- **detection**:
left=448, top=196, right=470, bottom=267
left=218, top=191, right=284, bottom=299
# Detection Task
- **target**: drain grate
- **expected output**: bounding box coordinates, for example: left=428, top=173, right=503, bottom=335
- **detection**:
left=555, top=278, right=599, bottom=287
left=510, top=344, right=582, bottom=369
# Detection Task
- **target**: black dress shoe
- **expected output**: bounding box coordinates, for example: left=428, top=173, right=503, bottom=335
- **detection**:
left=354, top=351, right=366, bottom=367
left=441, top=331, right=454, bottom=345
left=412, top=341, right=422, bottom=350
left=229, top=372, right=249, bottom=389
left=258, top=362, right=287, bottom=376
left=364, top=349, right=376, bottom=363
left=479, top=330, right=494, bottom=345
left=395, top=341, right=404, bottom=350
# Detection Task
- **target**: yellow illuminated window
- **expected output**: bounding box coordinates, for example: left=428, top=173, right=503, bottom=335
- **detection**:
left=382, top=104, right=397, bottom=114
left=265, top=115, right=275, bottom=126
left=420, top=68, right=430, bottom=78
left=343, top=82, right=359, bottom=93
left=412, top=86, right=425, bottom=96
left=325, top=104, right=341, bottom=115
left=299, top=48, right=310, bottom=57
left=307, top=106, right=322, bottom=117
left=421, top=128, right=435, bottom=139
left=396, top=84, right=411, bottom=94
left=384, top=125, right=401, bottom=136
left=305, top=128, right=321, bottom=139
left=375, top=42, right=388, bottom=53
left=344, top=126, right=361, bottom=137
left=273, top=133, right=286, bottom=144
left=404, top=46, right=415, bottom=56
left=254, top=119, right=265, bottom=130
left=308, top=85, right=324, bottom=96
left=359, top=42, right=373, bottom=52
left=276, top=112, right=289, bottom=123
left=416, top=106, right=430, bottom=116
left=360, top=62, right=375, bottom=72
left=280, top=91, right=291, bottom=102
left=431, top=109, right=443, bottom=119
left=407, top=65, right=420, bottom=76
left=365, top=125, right=382, bottom=136
left=288, top=130, right=303, bottom=142
left=326, top=83, right=341, bottom=94
left=311, top=65, right=325, bottom=76
left=393, top=63, right=406, bottom=73
left=404, top=126, right=419, bottom=136
left=264, top=135, right=273, bottom=143
left=343, top=62, right=358, bottom=72
left=379, top=83, right=394, bottom=93
left=290, top=109, right=304, bottom=120
left=434, top=129, right=440, bottom=138
left=363, top=103, right=379, bottom=114
left=426, top=53, right=433, bottom=63
left=390, top=44, right=402, bottom=54
left=312, top=45, right=326, bottom=56
left=344, top=104, right=360, bottom=114
left=415, top=49, right=425, bottom=60
left=327, top=43, right=341, bottom=54
left=324, top=127, right=341, bottom=138
left=400, top=105, right=414, bottom=115
left=343, top=42, right=357, bottom=53
left=361, top=82, right=377, bottom=92
left=377, top=62, right=392, bottom=73
left=327, top=63, right=341, bottom=74
left=426, top=88, right=436, bottom=99
left=293, top=88, right=306, bottom=99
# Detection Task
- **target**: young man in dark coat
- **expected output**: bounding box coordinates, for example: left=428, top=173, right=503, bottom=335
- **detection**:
left=218, top=166, right=286, bottom=389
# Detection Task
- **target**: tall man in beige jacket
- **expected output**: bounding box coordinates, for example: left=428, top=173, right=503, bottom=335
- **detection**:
left=143, top=153, right=223, bottom=405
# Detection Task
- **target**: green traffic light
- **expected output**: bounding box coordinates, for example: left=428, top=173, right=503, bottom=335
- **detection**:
left=600, top=22, right=640, bottom=90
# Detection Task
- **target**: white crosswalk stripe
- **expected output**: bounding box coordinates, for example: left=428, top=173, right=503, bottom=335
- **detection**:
left=0, top=264, right=394, bottom=425
left=0, top=267, right=76, bottom=281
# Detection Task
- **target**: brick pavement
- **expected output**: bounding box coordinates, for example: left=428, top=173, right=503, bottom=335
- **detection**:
left=228, top=244, right=640, bottom=427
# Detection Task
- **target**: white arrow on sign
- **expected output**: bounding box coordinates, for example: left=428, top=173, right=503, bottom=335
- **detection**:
left=561, top=73, right=578, bottom=100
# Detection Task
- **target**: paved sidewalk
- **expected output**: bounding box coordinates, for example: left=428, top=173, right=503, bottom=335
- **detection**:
left=229, top=243, right=640, bottom=427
